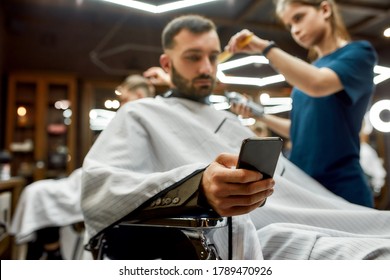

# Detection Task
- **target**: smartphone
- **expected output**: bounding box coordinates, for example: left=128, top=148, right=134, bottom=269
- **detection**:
left=237, top=137, right=283, bottom=179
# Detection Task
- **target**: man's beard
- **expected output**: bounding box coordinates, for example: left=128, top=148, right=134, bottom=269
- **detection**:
left=171, top=64, right=215, bottom=100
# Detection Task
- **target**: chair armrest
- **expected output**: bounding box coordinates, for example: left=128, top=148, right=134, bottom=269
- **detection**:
left=119, top=215, right=227, bottom=230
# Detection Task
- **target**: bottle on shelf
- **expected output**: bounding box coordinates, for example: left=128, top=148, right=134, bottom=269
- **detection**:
left=0, top=150, right=12, bottom=181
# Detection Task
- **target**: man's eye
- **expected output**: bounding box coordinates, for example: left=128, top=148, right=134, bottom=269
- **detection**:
left=210, top=54, right=218, bottom=63
left=186, top=55, right=201, bottom=61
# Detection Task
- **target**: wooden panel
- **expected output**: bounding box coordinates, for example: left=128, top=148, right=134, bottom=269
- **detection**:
left=0, top=177, right=25, bottom=259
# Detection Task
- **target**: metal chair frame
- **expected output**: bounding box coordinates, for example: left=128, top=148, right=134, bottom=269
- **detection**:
left=93, top=215, right=227, bottom=260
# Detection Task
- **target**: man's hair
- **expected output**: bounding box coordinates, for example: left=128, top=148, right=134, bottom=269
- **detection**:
left=162, top=14, right=216, bottom=50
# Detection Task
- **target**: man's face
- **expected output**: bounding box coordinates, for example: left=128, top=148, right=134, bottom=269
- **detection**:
left=162, top=29, right=221, bottom=99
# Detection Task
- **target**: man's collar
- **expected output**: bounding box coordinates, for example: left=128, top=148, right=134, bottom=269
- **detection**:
left=163, top=89, right=211, bottom=105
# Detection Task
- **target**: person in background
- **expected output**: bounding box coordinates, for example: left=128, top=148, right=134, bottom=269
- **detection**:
left=359, top=119, right=387, bottom=196
left=226, top=0, right=377, bottom=207
left=9, top=74, right=156, bottom=260
left=116, top=74, right=155, bottom=105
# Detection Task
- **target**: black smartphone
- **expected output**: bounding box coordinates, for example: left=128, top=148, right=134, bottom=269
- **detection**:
left=237, top=137, right=283, bottom=179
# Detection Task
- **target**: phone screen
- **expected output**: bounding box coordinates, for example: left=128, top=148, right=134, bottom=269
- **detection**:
left=237, top=137, right=283, bottom=179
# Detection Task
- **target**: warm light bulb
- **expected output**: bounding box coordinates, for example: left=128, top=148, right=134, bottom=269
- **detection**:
left=112, top=100, right=120, bottom=109
left=104, top=100, right=113, bottom=109
left=17, top=106, right=27, bottom=117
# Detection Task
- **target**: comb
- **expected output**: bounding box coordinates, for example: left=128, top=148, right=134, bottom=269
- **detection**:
left=217, top=34, right=253, bottom=64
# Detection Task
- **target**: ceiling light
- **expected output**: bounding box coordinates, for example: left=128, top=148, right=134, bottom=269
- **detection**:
left=369, top=100, right=390, bottom=133
left=384, top=27, right=390, bottom=38
left=217, top=55, right=285, bottom=87
left=97, top=0, right=222, bottom=13
left=218, top=56, right=269, bottom=71
left=260, top=93, right=292, bottom=106
left=218, top=56, right=390, bottom=86
left=374, top=65, right=390, bottom=85
left=217, top=70, right=285, bottom=87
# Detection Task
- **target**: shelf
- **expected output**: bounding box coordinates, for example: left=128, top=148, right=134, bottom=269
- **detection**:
left=15, top=125, right=35, bottom=129
left=6, top=72, right=77, bottom=181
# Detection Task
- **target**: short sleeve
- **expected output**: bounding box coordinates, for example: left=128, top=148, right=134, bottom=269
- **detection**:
left=321, top=41, right=377, bottom=105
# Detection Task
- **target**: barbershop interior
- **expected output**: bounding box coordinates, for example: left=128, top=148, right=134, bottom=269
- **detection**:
left=0, top=0, right=390, bottom=261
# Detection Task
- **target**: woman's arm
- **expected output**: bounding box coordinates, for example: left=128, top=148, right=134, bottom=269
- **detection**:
left=265, top=47, right=343, bottom=97
left=259, top=114, right=291, bottom=139
left=226, top=29, right=343, bottom=97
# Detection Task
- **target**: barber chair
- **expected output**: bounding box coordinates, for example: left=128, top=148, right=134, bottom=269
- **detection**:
left=89, top=213, right=227, bottom=260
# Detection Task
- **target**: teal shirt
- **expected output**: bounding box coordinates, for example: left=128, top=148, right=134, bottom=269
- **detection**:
left=289, top=41, right=377, bottom=207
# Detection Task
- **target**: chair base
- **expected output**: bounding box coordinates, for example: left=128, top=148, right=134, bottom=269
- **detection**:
left=93, top=216, right=227, bottom=260
left=95, top=226, right=215, bottom=260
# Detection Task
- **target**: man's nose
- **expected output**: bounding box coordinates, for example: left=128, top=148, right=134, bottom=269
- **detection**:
left=199, top=57, right=213, bottom=74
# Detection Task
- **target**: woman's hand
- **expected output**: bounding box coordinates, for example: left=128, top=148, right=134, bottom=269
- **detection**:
left=225, top=29, right=269, bottom=55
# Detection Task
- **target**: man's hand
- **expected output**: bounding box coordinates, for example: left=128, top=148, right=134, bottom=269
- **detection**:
left=201, top=153, right=274, bottom=216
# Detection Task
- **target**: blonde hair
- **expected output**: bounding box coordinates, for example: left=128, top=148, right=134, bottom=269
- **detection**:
left=119, top=74, right=155, bottom=97
left=273, top=0, right=350, bottom=60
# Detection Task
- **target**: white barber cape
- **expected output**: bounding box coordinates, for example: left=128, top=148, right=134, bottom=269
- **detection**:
left=10, top=168, right=83, bottom=244
left=253, top=159, right=390, bottom=259
left=82, top=96, right=261, bottom=259
left=82, top=95, right=390, bottom=260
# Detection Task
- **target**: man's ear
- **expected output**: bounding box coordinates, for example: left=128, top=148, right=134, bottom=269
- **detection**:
left=160, top=54, right=171, bottom=73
